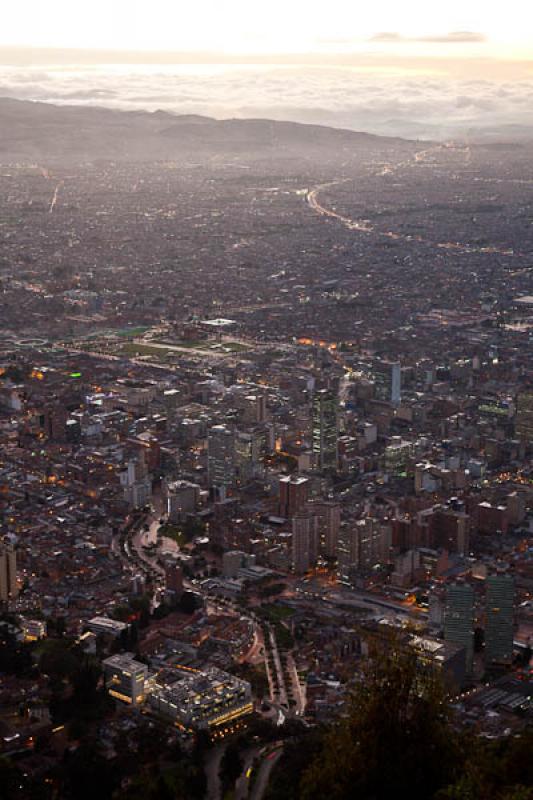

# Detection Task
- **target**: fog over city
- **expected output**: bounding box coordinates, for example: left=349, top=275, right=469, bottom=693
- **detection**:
left=2, top=61, right=533, bottom=140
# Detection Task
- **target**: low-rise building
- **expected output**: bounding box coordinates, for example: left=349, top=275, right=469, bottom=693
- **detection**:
left=148, top=666, right=252, bottom=734
left=103, top=653, right=148, bottom=706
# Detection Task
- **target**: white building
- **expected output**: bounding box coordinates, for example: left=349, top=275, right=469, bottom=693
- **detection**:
left=103, top=653, right=148, bottom=706
left=148, top=667, right=252, bottom=733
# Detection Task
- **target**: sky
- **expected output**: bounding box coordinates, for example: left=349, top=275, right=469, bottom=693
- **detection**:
left=2, top=1, right=533, bottom=141
left=2, top=0, right=533, bottom=63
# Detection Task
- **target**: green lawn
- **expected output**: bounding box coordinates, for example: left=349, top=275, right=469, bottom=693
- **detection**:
left=158, top=523, right=186, bottom=547
left=259, top=604, right=295, bottom=623
left=120, top=343, right=171, bottom=358
left=116, top=326, right=151, bottom=338
left=158, top=339, right=209, bottom=349
left=157, top=338, right=249, bottom=352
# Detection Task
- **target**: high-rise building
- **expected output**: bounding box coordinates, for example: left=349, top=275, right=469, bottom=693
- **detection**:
left=429, top=594, right=445, bottom=629
left=243, top=393, right=267, bottom=424
left=312, top=501, right=341, bottom=558
left=355, top=518, right=383, bottom=571
left=337, top=520, right=384, bottom=585
left=279, top=475, right=309, bottom=519
left=165, top=480, right=200, bottom=521
left=444, top=583, right=474, bottom=673
left=222, top=550, right=246, bottom=578
left=312, top=389, right=338, bottom=471
left=165, top=562, right=184, bottom=597
left=391, top=549, right=420, bottom=587
left=337, top=524, right=359, bottom=585
left=163, top=388, right=180, bottom=430
left=235, top=430, right=264, bottom=483
left=485, top=574, right=515, bottom=667
left=120, top=453, right=152, bottom=509
left=0, top=542, right=18, bottom=604
left=373, top=360, right=401, bottom=405
left=292, top=512, right=319, bottom=574
left=515, top=390, right=533, bottom=444
left=207, top=425, right=235, bottom=499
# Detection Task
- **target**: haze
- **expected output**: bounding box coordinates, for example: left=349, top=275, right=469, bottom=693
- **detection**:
left=2, top=0, right=533, bottom=63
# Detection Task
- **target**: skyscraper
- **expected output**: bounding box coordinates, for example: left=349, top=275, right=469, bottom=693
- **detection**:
left=312, top=501, right=341, bottom=558
left=312, top=389, right=338, bottom=471
left=373, top=360, right=401, bottom=405
left=337, top=519, right=383, bottom=584
left=243, top=393, right=267, bottom=424
left=337, top=524, right=358, bottom=586
left=0, top=542, right=18, bottom=604
left=207, top=424, right=235, bottom=499
left=279, top=475, right=309, bottom=519
left=235, top=430, right=264, bottom=483
left=515, top=390, right=533, bottom=444
left=485, top=574, right=515, bottom=667
left=292, top=512, right=319, bottom=574
left=444, top=583, right=474, bottom=674
left=165, top=562, right=184, bottom=598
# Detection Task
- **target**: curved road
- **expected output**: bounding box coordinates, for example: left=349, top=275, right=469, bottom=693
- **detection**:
left=250, top=748, right=283, bottom=800
left=306, top=145, right=522, bottom=258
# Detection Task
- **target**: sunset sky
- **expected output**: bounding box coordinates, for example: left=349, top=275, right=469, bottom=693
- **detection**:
left=2, top=0, right=533, bottom=63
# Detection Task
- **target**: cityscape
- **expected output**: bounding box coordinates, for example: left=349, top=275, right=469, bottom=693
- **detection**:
left=1, top=4, right=533, bottom=799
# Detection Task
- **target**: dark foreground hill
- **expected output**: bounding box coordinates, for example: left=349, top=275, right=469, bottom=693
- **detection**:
left=0, top=96, right=416, bottom=163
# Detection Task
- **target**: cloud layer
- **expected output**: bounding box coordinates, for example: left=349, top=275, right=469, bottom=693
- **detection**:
left=371, top=31, right=487, bottom=43
left=1, top=63, right=532, bottom=141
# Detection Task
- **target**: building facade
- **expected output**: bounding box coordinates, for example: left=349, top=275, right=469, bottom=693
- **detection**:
left=312, top=389, right=338, bottom=471
left=485, top=574, right=515, bottom=667
left=444, top=583, right=475, bottom=674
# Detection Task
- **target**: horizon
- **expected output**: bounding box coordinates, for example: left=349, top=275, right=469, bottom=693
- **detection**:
left=3, top=1, right=533, bottom=142
left=2, top=0, right=533, bottom=68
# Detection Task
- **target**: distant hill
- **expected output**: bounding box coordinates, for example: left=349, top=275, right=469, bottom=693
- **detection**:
left=0, top=97, right=416, bottom=163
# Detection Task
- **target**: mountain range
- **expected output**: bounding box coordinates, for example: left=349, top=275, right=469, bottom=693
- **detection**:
left=0, top=97, right=414, bottom=163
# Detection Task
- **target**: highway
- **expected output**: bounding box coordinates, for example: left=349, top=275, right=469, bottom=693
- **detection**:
left=306, top=145, right=522, bottom=258
left=48, top=182, right=62, bottom=213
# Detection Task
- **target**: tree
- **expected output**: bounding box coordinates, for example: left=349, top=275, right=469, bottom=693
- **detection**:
left=60, top=741, right=119, bottom=800
left=436, top=730, right=533, bottom=800
left=39, top=640, right=80, bottom=685
left=300, top=638, right=463, bottom=800
left=178, top=591, right=198, bottom=615
left=0, top=628, right=34, bottom=676
left=219, top=741, right=244, bottom=794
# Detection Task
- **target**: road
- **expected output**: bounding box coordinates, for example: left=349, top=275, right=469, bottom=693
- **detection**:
left=250, top=747, right=283, bottom=800
left=306, top=146, right=522, bottom=258
left=238, top=625, right=265, bottom=666
left=264, top=635, right=278, bottom=704
left=131, top=522, right=165, bottom=579
left=234, top=747, right=261, bottom=800
left=48, top=181, right=62, bottom=213
left=286, top=652, right=306, bottom=715
left=268, top=627, right=289, bottom=709
left=205, top=743, right=225, bottom=800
